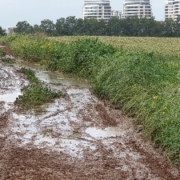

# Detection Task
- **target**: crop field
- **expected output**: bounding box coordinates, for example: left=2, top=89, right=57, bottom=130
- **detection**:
left=50, top=36, right=180, bottom=57
left=1, top=34, right=180, bottom=164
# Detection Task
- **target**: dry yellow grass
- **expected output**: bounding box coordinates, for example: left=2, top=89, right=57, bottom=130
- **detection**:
left=49, top=36, right=180, bottom=57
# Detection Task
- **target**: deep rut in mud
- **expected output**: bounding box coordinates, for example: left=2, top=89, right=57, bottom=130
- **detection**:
left=0, top=61, right=179, bottom=180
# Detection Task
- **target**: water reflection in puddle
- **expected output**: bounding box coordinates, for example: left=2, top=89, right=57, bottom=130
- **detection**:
left=18, top=61, right=90, bottom=88
left=85, top=127, right=125, bottom=139
left=0, top=69, right=9, bottom=79
left=36, top=71, right=90, bottom=88
left=0, top=91, right=21, bottom=103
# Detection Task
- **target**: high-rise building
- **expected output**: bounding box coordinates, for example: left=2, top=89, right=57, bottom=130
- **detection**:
left=82, top=0, right=111, bottom=21
left=123, top=0, right=152, bottom=19
left=165, top=0, right=175, bottom=20
left=173, top=0, right=180, bottom=20
left=111, top=10, right=122, bottom=19
left=165, top=0, right=180, bottom=20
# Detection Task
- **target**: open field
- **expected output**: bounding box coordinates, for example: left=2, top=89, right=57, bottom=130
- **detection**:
left=1, top=35, right=180, bottom=165
left=50, top=36, right=180, bottom=57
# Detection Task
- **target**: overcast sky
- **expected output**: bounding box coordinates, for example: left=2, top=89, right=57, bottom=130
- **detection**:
left=0, top=0, right=165, bottom=29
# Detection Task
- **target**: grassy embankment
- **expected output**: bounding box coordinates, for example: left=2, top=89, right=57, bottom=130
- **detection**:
left=1, top=34, right=180, bottom=164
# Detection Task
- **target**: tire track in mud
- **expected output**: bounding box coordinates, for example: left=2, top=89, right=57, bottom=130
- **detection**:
left=0, top=62, right=179, bottom=179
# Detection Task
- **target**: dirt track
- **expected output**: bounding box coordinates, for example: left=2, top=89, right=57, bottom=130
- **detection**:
left=0, top=61, right=179, bottom=180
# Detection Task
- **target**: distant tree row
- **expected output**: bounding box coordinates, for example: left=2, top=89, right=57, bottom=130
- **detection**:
left=0, top=27, right=6, bottom=36
left=7, top=16, right=180, bottom=37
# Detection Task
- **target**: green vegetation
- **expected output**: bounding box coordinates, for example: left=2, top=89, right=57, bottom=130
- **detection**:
left=15, top=67, right=63, bottom=110
left=13, top=16, right=180, bottom=37
left=50, top=36, right=180, bottom=57
left=0, top=47, right=15, bottom=64
left=0, top=48, right=4, bottom=56
left=0, top=58, right=15, bottom=64
left=1, top=34, right=180, bottom=164
left=0, top=26, right=6, bottom=36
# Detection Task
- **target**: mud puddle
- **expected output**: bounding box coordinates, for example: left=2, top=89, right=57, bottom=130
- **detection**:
left=0, top=61, right=179, bottom=179
left=0, top=91, right=21, bottom=102
left=17, top=60, right=90, bottom=88
left=85, top=127, right=125, bottom=139
left=0, top=66, right=27, bottom=114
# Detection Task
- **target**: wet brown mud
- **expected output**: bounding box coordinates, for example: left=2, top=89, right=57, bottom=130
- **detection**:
left=0, top=60, right=179, bottom=179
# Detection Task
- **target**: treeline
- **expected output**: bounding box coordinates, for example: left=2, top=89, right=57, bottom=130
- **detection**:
left=4, top=16, right=180, bottom=37
left=0, top=27, right=6, bottom=36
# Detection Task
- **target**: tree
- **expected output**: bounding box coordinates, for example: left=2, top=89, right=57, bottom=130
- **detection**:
left=33, top=24, right=42, bottom=33
left=40, top=19, right=56, bottom=36
left=73, top=18, right=84, bottom=35
left=11, top=16, right=180, bottom=37
left=56, top=18, right=66, bottom=35
left=64, top=16, right=77, bottom=35
left=83, top=19, right=100, bottom=35
left=14, top=21, right=33, bottom=34
left=95, top=19, right=106, bottom=35
left=107, top=17, right=124, bottom=36
left=0, top=26, right=6, bottom=36
left=173, top=16, right=180, bottom=37
left=163, top=18, right=175, bottom=37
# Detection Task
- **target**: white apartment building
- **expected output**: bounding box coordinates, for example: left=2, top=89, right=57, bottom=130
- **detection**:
left=165, top=0, right=174, bottom=19
left=83, top=0, right=111, bottom=21
left=123, top=0, right=152, bottom=19
left=165, top=0, right=180, bottom=20
left=174, top=0, right=180, bottom=20
left=111, top=10, right=122, bottom=19
left=7, top=27, right=15, bottom=35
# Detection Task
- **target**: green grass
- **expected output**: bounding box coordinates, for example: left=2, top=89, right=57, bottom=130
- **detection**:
left=2, top=34, right=180, bottom=164
left=92, top=52, right=180, bottom=163
left=0, top=58, right=15, bottom=64
left=50, top=36, right=180, bottom=57
left=0, top=47, right=15, bottom=64
left=15, top=68, right=63, bottom=110
left=0, top=48, right=4, bottom=56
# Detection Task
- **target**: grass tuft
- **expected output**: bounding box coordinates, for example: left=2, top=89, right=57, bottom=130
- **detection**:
left=0, top=48, right=4, bottom=57
left=15, top=68, right=63, bottom=110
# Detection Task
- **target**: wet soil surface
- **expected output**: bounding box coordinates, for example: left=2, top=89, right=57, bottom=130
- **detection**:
left=0, top=61, right=179, bottom=179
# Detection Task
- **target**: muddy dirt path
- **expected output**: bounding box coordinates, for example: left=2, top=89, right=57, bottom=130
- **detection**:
left=0, top=61, right=179, bottom=180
